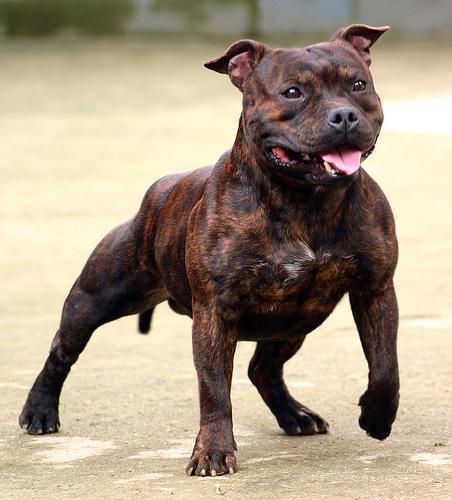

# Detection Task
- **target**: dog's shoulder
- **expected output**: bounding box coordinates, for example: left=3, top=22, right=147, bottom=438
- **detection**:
left=348, top=169, right=398, bottom=287
left=356, top=168, right=396, bottom=238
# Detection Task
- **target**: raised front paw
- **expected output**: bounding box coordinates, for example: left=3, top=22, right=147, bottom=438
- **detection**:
left=359, top=389, right=399, bottom=440
left=19, top=392, right=60, bottom=435
left=277, top=403, right=329, bottom=436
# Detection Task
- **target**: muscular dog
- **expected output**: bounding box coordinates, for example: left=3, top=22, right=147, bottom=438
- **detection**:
left=20, top=24, right=399, bottom=476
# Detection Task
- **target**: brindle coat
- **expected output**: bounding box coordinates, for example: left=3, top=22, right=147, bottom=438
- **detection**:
left=20, top=24, right=399, bottom=477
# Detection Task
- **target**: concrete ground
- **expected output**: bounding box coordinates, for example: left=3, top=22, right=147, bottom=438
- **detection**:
left=0, top=37, right=451, bottom=499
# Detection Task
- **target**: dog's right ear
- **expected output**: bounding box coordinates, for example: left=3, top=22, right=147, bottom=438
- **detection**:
left=204, top=40, right=267, bottom=90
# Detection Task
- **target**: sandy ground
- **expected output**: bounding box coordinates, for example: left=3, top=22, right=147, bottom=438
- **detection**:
left=0, top=37, right=451, bottom=499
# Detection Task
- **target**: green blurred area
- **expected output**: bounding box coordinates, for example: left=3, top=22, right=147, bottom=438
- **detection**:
left=0, top=0, right=134, bottom=35
left=0, top=0, right=260, bottom=37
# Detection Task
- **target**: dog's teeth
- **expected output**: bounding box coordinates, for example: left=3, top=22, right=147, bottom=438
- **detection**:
left=323, top=161, right=335, bottom=174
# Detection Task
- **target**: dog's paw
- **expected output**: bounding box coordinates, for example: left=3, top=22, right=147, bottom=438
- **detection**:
left=359, top=390, right=398, bottom=440
left=359, top=410, right=391, bottom=440
left=186, top=447, right=237, bottom=477
left=19, top=394, right=60, bottom=435
left=277, top=404, right=329, bottom=436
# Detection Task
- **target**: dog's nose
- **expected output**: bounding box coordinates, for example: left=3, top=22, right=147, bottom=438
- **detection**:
left=327, top=107, right=359, bottom=133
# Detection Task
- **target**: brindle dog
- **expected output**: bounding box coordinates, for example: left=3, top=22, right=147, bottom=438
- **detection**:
left=20, top=24, right=399, bottom=476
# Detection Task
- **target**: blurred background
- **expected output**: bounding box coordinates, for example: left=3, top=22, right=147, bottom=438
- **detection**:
left=1, top=1, right=451, bottom=499
left=1, top=0, right=452, bottom=37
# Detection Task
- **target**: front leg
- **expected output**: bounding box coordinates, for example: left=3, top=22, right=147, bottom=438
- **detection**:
left=350, top=281, right=399, bottom=440
left=186, top=303, right=238, bottom=477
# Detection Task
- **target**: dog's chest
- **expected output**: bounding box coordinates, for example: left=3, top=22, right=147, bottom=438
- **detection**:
left=263, top=245, right=354, bottom=295
left=237, top=243, right=357, bottom=338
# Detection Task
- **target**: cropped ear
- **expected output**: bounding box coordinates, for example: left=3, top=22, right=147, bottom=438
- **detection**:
left=330, top=24, right=389, bottom=66
left=204, top=39, right=267, bottom=90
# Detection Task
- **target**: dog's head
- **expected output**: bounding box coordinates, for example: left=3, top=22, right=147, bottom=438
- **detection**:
left=205, top=24, right=388, bottom=186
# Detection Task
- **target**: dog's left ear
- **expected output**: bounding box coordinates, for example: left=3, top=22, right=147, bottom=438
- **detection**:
left=204, top=39, right=268, bottom=90
left=330, top=24, right=389, bottom=66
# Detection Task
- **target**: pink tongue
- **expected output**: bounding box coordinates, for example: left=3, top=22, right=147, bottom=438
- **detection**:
left=321, top=146, right=362, bottom=175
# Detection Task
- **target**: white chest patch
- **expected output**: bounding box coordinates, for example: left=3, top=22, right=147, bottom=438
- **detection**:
left=281, top=243, right=316, bottom=279
left=280, top=245, right=356, bottom=287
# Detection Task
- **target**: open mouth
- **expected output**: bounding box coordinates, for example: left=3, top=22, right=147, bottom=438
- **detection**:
left=267, top=144, right=372, bottom=178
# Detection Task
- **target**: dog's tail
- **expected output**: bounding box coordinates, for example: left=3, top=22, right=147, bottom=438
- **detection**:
left=138, top=308, right=154, bottom=334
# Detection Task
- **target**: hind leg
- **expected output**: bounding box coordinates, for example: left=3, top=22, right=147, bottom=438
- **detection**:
left=248, top=338, right=328, bottom=436
left=19, top=223, right=166, bottom=434
left=20, top=283, right=105, bottom=434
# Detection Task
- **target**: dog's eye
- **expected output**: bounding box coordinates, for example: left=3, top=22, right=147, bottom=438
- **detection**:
left=282, top=87, right=303, bottom=99
left=353, top=80, right=367, bottom=92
